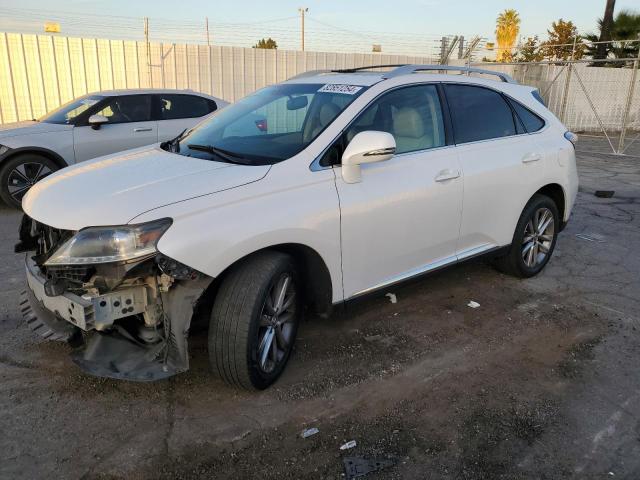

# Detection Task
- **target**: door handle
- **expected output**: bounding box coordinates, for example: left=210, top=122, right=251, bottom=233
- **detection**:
left=435, top=169, right=461, bottom=182
left=522, top=153, right=542, bottom=163
left=133, top=127, right=153, bottom=133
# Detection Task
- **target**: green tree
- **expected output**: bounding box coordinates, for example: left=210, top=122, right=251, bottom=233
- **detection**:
left=541, top=19, right=585, bottom=60
left=253, top=37, right=278, bottom=49
left=495, top=9, right=520, bottom=62
left=516, top=36, right=544, bottom=62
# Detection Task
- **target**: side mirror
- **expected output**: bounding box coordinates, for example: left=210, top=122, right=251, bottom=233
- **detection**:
left=88, top=114, right=108, bottom=130
left=341, top=131, right=396, bottom=183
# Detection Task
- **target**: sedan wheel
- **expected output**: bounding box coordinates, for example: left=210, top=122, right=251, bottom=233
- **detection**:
left=7, top=162, right=53, bottom=203
left=0, top=154, right=58, bottom=209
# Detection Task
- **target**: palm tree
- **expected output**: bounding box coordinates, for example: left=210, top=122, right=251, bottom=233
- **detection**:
left=585, top=9, right=640, bottom=63
left=595, top=0, right=616, bottom=59
left=495, top=9, right=521, bottom=62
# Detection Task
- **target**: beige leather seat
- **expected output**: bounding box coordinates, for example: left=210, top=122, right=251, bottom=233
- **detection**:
left=304, top=102, right=341, bottom=142
left=392, top=107, right=432, bottom=153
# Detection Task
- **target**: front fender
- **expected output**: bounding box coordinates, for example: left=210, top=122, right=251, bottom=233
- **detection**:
left=133, top=164, right=344, bottom=303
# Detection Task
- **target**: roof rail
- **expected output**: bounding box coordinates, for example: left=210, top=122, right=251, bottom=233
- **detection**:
left=383, top=65, right=517, bottom=83
left=287, top=64, right=517, bottom=84
left=331, top=64, right=408, bottom=73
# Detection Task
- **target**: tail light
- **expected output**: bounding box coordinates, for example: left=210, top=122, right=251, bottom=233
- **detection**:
left=564, top=131, right=578, bottom=145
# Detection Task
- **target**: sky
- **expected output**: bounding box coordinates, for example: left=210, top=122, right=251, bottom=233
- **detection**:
left=0, top=0, right=638, bottom=55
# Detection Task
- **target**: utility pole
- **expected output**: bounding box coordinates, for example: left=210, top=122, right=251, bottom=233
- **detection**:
left=143, top=17, right=152, bottom=83
left=298, top=7, right=308, bottom=51
left=205, top=17, right=210, bottom=46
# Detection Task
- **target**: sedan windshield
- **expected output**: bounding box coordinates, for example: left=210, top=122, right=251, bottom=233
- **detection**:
left=39, top=95, right=104, bottom=124
left=175, top=83, right=367, bottom=164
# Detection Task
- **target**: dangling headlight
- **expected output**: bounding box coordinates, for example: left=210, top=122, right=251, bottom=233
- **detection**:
left=44, top=218, right=172, bottom=266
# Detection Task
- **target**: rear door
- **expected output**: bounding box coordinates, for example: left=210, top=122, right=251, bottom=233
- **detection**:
left=155, top=94, right=218, bottom=142
left=72, top=94, right=157, bottom=161
left=444, top=84, right=546, bottom=258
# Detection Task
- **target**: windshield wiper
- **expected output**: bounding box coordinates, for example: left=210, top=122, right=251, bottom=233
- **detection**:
left=186, top=144, right=251, bottom=165
left=161, top=128, right=189, bottom=153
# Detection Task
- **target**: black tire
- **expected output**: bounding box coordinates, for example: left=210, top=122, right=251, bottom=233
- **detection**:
left=208, top=251, right=302, bottom=390
left=0, top=153, right=59, bottom=209
left=493, top=194, right=560, bottom=278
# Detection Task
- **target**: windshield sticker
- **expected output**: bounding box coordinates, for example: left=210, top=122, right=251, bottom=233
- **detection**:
left=318, top=84, right=363, bottom=95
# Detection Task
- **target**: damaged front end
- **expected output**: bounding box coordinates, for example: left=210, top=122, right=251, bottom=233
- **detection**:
left=16, top=215, right=212, bottom=381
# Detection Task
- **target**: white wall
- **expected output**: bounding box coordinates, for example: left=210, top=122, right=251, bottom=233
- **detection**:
left=0, top=32, right=433, bottom=124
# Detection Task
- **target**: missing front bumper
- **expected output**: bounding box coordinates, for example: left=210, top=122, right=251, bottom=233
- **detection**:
left=23, top=255, right=212, bottom=381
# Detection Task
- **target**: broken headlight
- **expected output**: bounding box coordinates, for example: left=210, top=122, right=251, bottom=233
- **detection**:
left=44, top=218, right=172, bottom=266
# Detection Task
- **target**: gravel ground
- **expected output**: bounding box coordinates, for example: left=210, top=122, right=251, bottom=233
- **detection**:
left=1, top=143, right=639, bottom=479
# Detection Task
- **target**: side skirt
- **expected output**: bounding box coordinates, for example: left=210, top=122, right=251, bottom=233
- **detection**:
left=336, top=245, right=509, bottom=311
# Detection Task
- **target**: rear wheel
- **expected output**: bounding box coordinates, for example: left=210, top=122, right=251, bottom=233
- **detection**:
left=0, top=153, right=58, bottom=209
left=208, top=251, right=301, bottom=390
left=493, top=194, right=559, bottom=278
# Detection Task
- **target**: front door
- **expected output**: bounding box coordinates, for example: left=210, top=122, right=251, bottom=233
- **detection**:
left=334, top=84, right=463, bottom=299
left=73, top=94, right=157, bottom=162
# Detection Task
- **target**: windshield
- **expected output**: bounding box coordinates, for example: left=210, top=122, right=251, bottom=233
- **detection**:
left=39, top=95, right=104, bottom=124
left=176, top=83, right=367, bottom=164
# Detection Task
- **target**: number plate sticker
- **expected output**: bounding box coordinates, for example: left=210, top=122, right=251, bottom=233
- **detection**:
left=318, top=84, right=363, bottom=95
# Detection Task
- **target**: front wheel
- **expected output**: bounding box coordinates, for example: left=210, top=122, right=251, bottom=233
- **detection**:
left=0, top=154, right=58, bottom=209
left=208, top=251, right=301, bottom=390
left=493, top=194, right=560, bottom=278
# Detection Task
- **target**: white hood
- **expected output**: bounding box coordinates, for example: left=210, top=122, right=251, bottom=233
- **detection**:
left=0, top=120, right=72, bottom=140
left=23, top=146, right=270, bottom=230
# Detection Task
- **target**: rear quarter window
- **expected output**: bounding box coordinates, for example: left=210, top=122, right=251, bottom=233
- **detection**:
left=508, top=98, right=546, bottom=133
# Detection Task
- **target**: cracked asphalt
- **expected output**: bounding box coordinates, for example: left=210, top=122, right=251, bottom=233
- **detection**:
left=1, top=138, right=639, bottom=479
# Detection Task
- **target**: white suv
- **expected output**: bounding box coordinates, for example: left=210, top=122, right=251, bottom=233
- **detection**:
left=0, top=89, right=227, bottom=208
left=17, top=65, right=578, bottom=390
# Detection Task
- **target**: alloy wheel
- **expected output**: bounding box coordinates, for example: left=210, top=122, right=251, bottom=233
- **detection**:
left=257, top=273, right=297, bottom=373
left=521, top=207, right=555, bottom=268
left=7, top=162, right=52, bottom=203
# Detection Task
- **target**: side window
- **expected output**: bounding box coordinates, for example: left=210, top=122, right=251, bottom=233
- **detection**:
left=445, top=85, right=516, bottom=144
left=159, top=94, right=214, bottom=120
left=508, top=98, right=545, bottom=133
left=94, top=95, right=151, bottom=124
left=345, top=84, right=445, bottom=155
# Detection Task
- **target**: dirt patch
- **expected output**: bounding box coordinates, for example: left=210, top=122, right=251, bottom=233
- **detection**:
left=556, top=337, right=602, bottom=379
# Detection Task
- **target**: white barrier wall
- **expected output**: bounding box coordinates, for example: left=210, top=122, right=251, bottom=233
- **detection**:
left=0, top=32, right=432, bottom=124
